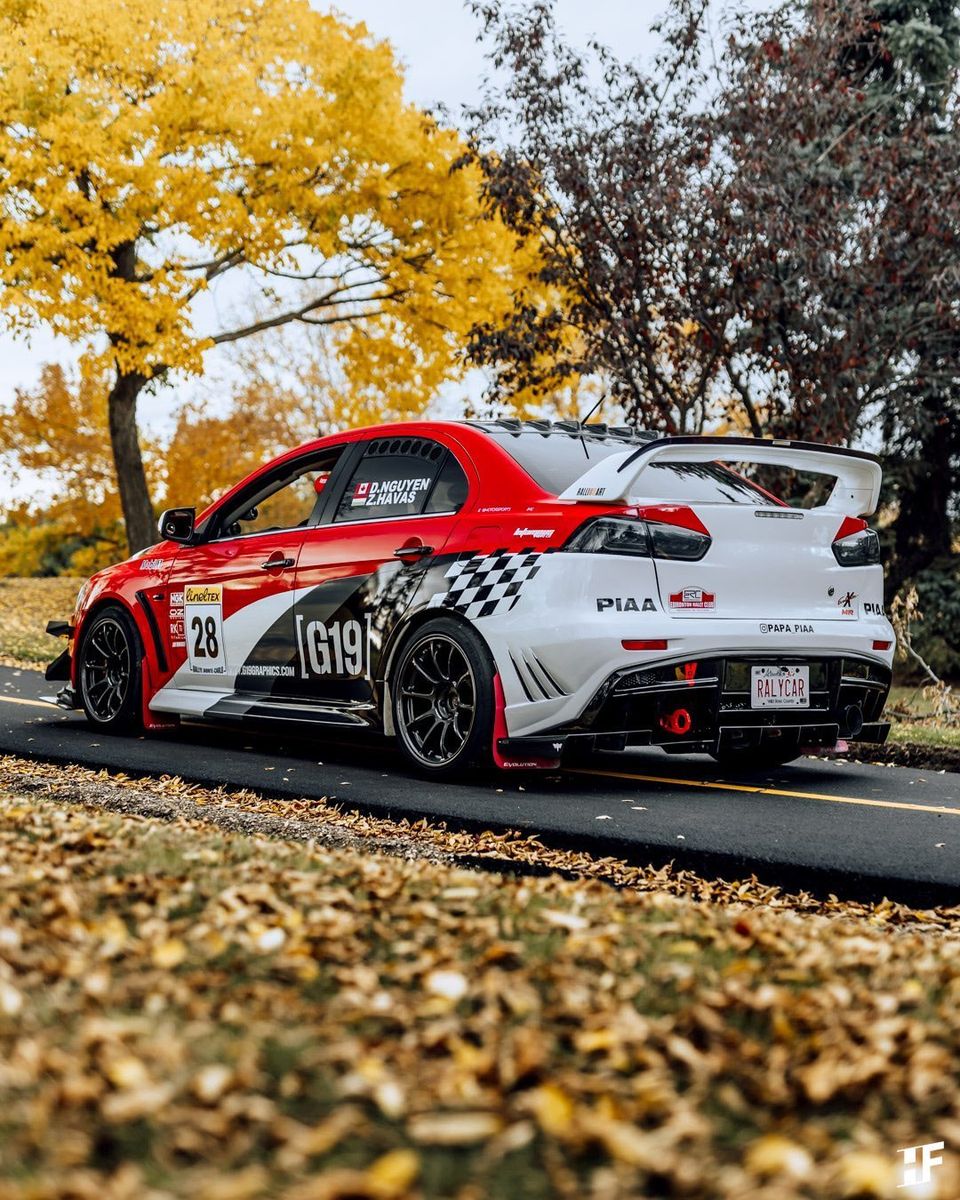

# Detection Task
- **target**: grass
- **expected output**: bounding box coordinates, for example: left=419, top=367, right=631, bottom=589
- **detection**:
left=0, top=576, right=80, bottom=666
left=1, top=782, right=960, bottom=1200
left=885, top=684, right=960, bottom=750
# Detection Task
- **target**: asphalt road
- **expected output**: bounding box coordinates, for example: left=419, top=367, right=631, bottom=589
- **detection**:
left=2, top=665, right=959, bottom=906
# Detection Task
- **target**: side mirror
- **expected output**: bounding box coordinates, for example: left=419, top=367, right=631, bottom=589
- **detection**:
left=158, top=507, right=196, bottom=544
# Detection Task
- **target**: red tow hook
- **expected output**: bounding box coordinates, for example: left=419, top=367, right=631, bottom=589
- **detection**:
left=659, top=707, right=693, bottom=737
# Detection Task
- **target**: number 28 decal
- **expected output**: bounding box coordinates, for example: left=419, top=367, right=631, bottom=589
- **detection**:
left=184, top=583, right=226, bottom=674
left=296, top=614, right=372, bottom=679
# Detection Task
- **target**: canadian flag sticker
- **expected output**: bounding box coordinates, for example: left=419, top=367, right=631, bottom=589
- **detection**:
left=352, top=481, right=371, bottom=505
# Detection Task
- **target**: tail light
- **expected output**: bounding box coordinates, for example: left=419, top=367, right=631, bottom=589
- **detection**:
left=832, top=517, right=880, bottom=566
left=565, top=508, right=711, bottom=562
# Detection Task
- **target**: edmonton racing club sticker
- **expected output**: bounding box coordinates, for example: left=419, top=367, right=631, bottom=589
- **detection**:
left=184, top=584, right=226, bottom=674
left=669, top=586, right=716, bottom=611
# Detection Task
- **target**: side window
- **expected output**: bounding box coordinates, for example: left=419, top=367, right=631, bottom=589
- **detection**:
left=335, top=438, right=446, bottom=522
left=215, top=448, right=343, bottom=539
left=424, top=452, right=469, bottom=513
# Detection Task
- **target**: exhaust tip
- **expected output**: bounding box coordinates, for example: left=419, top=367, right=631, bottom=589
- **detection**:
left=842, top=705, right=864, bottom=738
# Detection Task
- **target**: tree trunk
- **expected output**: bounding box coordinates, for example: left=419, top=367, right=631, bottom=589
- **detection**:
left=107, top=369, right=155, bottom=554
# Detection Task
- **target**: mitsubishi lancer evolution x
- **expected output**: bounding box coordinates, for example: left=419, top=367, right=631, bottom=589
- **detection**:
left=45, top=420, right=894, bottom=777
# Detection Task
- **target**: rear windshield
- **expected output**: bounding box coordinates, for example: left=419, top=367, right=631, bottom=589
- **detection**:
left=486, top=431, right=773, bottom=503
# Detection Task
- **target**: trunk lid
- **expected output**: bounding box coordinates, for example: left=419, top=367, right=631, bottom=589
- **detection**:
left=651, top=505, right=875, bottom=621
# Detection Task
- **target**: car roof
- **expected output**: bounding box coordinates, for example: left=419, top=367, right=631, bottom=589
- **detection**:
left=462, top=418, right=659, bottom=447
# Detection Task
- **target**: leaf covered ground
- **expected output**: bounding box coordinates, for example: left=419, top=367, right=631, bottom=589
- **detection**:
left=2, top=766, right=960, bottom=1199
left=0, top=576, right=79, bottom=667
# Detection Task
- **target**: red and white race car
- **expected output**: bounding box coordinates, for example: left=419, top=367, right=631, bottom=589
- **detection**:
left=46, top=420, right=894, bottom=776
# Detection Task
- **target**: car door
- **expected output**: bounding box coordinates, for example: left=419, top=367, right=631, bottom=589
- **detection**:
left=290, top=434, right=472, bottom=717
left=161, top=446, right=346, bottom=696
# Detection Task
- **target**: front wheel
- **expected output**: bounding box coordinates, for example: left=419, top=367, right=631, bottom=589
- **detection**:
left=391, top=617, right=495, bottom=778
left=77, top=605, right=143, bottom=734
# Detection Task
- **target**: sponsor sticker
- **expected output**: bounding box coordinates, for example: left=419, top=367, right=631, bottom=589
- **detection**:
left=184, top=583, right=226, bottom=674
left=576, top=486, right=606, bottom=497
left=351, top=477, right=431, bottom=507
left=863, top=600, right=884, bottom=616
left=596, top=597, right=657, bottom=612
left=669, top=586, right=716, bottom=611
left=140, top=557, right=166, bottom=571
left=837, top=589, right=858, bottom=618
left=296, top=614, right=371, bottom=679
left=760, top=622, right=814, bottom=634
left=513, top=527, right=554, bottom=539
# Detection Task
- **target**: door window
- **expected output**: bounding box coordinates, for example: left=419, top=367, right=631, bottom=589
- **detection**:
left=335, top=438, right=457, bottom=522
left=212, top=448, right=343, bottom=540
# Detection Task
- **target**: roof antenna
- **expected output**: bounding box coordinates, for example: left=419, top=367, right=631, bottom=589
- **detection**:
left=574, top=390, right=609, bottom=461
left=579, top=390, right=607, bottom=428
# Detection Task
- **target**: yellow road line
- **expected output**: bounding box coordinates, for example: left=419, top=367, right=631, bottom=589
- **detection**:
left=569, top=767, right=960, bottom=818
left=0, top=695, right=56, bottom=710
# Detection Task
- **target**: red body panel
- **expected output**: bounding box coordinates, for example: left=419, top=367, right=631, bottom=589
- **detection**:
left=69, top=421, right=618, bottom=717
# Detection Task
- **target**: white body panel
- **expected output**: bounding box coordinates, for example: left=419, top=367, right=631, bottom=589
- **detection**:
left=474, top=551, right=894, bottom=738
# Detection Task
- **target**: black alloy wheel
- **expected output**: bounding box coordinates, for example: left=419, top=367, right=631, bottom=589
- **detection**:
left=78, top=605, right=143, bottom=733
left=393, top=617, right=494, bottom=777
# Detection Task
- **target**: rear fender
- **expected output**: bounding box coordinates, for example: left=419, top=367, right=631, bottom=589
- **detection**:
left=379, top=606, right=500, bottom=739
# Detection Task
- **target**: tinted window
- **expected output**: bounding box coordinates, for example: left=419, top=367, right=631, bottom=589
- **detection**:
left=642, top=462, right=773, bottom=505
left=485, top=431, right=627, bottom=494
left=486, top=431, right=773, bottom=503
left=424, top=452, right=469, bottom=513
left=336, top=437, right=445, bottom=522
left=215, top=447, right=344, bottom=538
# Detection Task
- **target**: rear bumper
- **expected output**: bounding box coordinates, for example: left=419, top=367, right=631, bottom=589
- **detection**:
left=498, top=652, right=891, bottom=761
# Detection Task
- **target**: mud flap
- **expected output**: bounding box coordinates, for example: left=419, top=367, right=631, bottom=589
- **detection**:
left=492, top=675, right=563, bottom=770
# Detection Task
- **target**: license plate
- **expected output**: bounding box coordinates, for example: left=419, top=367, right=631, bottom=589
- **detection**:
left=751, top=665, right=810, bottom=708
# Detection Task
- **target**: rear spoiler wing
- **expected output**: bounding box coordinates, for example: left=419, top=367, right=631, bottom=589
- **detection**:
left=558, top=436, right=882, bottom=516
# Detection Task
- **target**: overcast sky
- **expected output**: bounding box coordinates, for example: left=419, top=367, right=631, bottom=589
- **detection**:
left=0, top=1, right=746, bottom=505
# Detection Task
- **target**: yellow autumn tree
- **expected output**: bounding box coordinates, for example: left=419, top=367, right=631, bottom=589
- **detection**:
left=0, top=0, right=535, bottom=550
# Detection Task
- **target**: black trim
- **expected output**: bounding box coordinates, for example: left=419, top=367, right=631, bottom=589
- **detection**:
left=135, top=590, right=168, bottom=673
left=616, top=435, right=881, bottom=475
left=46, top=619, right=72, bottom=638
left=45, top=648, right=71, bottom=681
left=314, top=440, right=365, bottom=526
left=510, top=653, right=537, bottom=702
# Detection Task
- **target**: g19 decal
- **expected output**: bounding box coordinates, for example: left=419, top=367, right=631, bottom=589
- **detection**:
left=295, top=614, right=372, bottom=679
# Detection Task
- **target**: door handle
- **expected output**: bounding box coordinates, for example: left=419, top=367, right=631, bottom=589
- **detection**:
left=260, top=556, right=295, bottom=570
left=393, top=544, right=434, bottom=560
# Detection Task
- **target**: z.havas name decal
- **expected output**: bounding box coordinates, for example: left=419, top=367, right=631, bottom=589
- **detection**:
left=295, top=614, right=372, bottom=678
left=597, top=597, right=657, bottom=612
left=351, top=478, right=430, bottom=507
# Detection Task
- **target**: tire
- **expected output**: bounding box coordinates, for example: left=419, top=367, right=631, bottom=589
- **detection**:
left=77, top=604, right=144, bottom=734
left=391, top=617, right=495, bottom=778
left=710, top=744, right=801, bottom=770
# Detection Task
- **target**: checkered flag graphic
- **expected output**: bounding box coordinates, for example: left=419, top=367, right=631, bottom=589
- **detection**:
left=433, top=551, right=542, bottom=620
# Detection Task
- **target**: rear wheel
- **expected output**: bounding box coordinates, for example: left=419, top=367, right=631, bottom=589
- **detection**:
left=711, top=744, right=801, bottom=770
left=78, top=605, right=143, bottom=734
left=392, top=618, right=494, bottom=778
